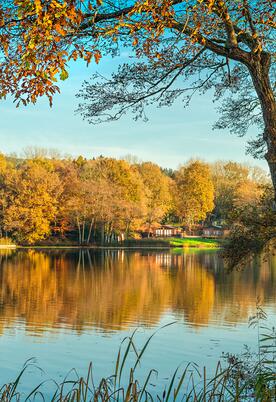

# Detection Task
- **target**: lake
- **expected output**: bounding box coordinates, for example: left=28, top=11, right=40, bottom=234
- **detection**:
left=0, top=248, right=275, bottom=397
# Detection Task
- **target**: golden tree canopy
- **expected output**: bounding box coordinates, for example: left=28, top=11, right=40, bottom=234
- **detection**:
left=175, top=160, right=214, bottom=226
left=0, top=0, right=274, bottom=105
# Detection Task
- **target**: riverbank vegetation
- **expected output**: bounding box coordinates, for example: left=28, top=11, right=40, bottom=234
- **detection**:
left=0, top=151, right=270, bottom=246
left=224, top=185, right=276, bottom=269
left=105, top=237, right=221, bottom=249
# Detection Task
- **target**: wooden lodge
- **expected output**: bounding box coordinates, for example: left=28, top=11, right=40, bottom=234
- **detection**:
left=202, top=226, right=230, bottom=238
left=153, top=225, right=181, bottom=238
left=140, top=224, right=230, bottom=239
left=140, top=224, right=182, bottom=238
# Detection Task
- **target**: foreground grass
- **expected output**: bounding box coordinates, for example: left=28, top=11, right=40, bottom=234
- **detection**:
left=2, top=317, right=276, bottom=402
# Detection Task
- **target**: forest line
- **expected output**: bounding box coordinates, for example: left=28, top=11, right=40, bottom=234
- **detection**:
left=0, top=151, right=271, bottom=245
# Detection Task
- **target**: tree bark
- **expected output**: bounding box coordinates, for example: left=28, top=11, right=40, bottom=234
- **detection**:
left=76, top=217, right=81, bottom=245
left=100, top=222, right=105, bottom=245
left=107, top=222, right=113, bottom=243
left=147, top=224, right=151, bottom=238
left=82, top=220, right=86, bottom=245
left=87, top=218, right=94, bottom=244
left=125, top=221, right=130, bottom=239
left=248, top=52, right=276, bottom=200
left=147, top=220, right=152, bottom=238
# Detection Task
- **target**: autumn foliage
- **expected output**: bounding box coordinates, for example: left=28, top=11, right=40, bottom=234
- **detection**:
left=0, top=0, right=275, bottom=200
left=0, top=151, right=268, bottom=244
left=0, top=1, right=273, bottom=104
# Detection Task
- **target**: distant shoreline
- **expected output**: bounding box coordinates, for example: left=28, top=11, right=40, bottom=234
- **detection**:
left=0, top=237, right=224, bottom=250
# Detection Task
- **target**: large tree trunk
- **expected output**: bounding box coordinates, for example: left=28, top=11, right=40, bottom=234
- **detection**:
left=248, top=53, right=276, bottom=200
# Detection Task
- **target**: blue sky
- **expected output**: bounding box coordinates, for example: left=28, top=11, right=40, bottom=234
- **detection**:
left=1, top=55, right=267, bottom=170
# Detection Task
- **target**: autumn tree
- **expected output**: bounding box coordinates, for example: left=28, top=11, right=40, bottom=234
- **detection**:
left=107, top=159, right=145, bottom=239
left=65, top=174, right=120, bottom=244
left=211, top=161, right=268, bottom=222
left=0, top=153, right=11, bottom=238
left=79, top=157, right=145, bottom=242
left=0, top=1, right=275, bottom=200
left=51, top=157, right=114, bottom=244
left=174, top=160, right=214, bottom=229
left=224, top=185, right=276, bottom=270
left=138, top=162, right=172, bottom=236
left=61, top=163, right=97, bottom=244
left=0, top=150, right=271, bottom=247
left=4, top=158, right=62, bottom=244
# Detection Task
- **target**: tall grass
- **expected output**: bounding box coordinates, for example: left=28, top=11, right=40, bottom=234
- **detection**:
left=1, top=317, right=275, bottom=401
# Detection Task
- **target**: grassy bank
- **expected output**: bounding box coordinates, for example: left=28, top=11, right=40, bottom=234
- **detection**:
left=169, top=237, right=222, bottom=248
left=123, top=237, right=222, bottom=249
left=11, top=237, right=223, bottom=249
left=120, top=237, right=222, bottom=249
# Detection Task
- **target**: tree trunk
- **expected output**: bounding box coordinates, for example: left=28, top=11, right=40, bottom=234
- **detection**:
left=87, top=218, right=94, bottom=244
left=125, top=221, right=130, bottom=239
left=147, top=222, right=152, bottom=238
left=76, top=217, right=81, bottom=245
left=108, top=222, right=113, bottom=243
left=100, top=222, right=105, bottom=245
left=82, top=220, right=86, bottom=245
left=248, top=53, right=276, bottom=200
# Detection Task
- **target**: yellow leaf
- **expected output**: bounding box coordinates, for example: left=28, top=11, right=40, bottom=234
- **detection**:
left=60, top=69, right=69, bottom=80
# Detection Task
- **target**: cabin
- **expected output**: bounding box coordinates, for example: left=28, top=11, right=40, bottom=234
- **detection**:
left=202, top=226, right=230, bottom=238
left=153, top=225, right=181, bottom=238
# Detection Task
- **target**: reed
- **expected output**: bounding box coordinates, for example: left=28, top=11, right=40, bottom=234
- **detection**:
left=0, top=319, right=275, bottom=401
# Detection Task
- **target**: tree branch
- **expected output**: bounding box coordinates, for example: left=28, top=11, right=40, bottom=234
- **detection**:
left=173, top=21, right=250, bottom=65
left=204, top=0, right=238, bottom=48
left=81, top=0, right=185, bottom=29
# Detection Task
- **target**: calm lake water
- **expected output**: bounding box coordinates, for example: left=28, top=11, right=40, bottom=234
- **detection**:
left=0, top=248, right=275, bottom=396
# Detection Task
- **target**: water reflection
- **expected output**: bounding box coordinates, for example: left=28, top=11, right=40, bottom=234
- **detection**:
left=0, top=249, right=275, bottom=335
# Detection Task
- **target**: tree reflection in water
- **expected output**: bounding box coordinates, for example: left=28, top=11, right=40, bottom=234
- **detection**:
left=0, top=249, right=275, bottom=336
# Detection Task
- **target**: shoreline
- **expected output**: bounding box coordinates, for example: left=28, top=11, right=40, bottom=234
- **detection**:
left=0, top=236, right=224, bottom=251
left=0, top=243, right=223, bottom=251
